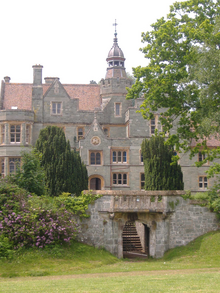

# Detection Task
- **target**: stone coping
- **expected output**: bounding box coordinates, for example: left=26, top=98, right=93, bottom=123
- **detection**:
left=84, top=190, right=186, bottom=197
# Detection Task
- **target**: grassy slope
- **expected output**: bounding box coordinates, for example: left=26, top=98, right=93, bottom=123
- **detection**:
left=0, top=231, right=220, bottom=278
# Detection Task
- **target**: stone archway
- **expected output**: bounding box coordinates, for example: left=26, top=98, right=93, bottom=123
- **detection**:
left=89, top=175, right=104, bottom=190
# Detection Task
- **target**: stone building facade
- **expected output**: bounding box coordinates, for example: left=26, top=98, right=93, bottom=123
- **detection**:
left=0, top=30, right=219, bottom=193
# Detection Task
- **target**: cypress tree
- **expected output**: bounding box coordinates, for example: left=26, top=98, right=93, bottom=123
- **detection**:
left=141, top=136, right=184, bottom=190
left=35, top=126, right=88, bottom=196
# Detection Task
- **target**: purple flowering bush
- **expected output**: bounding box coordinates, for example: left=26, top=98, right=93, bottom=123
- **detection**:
left=0, top=180, right=78, bottom=253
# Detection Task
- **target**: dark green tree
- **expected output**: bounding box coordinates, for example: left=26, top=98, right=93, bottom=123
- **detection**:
left=141, top=136, right=184, bottom=190
left=35, top=126, right=88, bottom=196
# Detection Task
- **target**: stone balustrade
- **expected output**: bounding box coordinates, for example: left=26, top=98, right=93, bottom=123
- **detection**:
left=85, top=190, right=186, bottom=214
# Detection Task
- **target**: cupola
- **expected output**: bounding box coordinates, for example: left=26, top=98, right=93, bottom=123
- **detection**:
left=105, top=20, right=127, bottom=79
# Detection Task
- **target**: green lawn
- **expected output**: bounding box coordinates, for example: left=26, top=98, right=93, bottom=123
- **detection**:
left=0, top=270, right=220, bottom=292
left=0, top=231, right=220, bottom=292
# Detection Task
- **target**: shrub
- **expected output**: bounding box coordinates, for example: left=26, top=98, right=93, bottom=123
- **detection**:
left=0, top=180, right=78, bottom=250
left=0, top=235, right=14, bottom=259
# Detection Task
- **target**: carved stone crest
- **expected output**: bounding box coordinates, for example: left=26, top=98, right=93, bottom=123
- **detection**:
left=91, top=136, right=101, bottom=146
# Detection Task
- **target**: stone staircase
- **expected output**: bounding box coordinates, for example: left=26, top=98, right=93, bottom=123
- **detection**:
left=122, top=222, right=143, bottom=253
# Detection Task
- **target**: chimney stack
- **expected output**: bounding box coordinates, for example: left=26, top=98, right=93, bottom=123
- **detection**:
left=32, top=65, right=43, bottom=85
left=4, top=76, right=11, bottom=83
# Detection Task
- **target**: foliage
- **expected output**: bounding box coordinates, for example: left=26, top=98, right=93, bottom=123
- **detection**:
left=90, top=80, right=97, bottom=84
left=141, top=136, right=184, bottom=190
left=55, top=191, right=103, bottom=218
left=12, top=149, right=45, bottom=196
left=0, top=236, right=14, bottom=259
left=126, top=72, right=136, bottom=85
left=0, top=180, right=78, bottom=252
left=181, top=186, right=220, bottom=215
left=127, top=0, right=220, bottom=146
left=127, top=0, right=220, bottom=204
left=206, top=183, right=220, bottom=217
left=35, top=126, right=88, bottom=196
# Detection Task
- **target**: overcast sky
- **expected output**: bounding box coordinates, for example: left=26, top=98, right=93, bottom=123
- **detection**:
left=0, top=0, right=184, bottom=85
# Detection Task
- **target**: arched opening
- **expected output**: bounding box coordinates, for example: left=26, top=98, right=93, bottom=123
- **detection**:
left=89, top=175, right=104, bottom=190
left=122, top=217, right=149, bottom=259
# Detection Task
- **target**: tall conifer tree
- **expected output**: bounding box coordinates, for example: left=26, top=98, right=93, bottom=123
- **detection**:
left=141, top=136, right=184, bottom=190
left=35, top=126, right=88, bottom=196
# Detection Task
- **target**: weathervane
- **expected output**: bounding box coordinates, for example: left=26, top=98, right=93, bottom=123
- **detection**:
left=113, top=19, right=118, bottom=37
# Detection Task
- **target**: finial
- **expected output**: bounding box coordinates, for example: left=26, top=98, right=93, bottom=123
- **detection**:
left=113, top=19, right=118, bottom=38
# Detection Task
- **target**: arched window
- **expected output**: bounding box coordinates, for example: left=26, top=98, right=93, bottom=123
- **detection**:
left=90, top=151, right=102, bottom=165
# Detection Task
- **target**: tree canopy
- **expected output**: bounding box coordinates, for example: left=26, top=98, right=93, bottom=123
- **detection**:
left=142, top=136, right=184, bottom=190
left=35, top=126, right=88, bottom=196
left=127, top=0, right=220, bottom=151
left=13, top=149, right=45, bottom=196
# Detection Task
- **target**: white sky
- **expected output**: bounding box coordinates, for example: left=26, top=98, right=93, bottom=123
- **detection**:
left=0, top=0, right=183, bottom=85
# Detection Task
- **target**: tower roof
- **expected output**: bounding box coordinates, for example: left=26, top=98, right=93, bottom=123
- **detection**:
left=107, top=36, right=124, bottom=58
left=105, top=20, right=127, bottom=79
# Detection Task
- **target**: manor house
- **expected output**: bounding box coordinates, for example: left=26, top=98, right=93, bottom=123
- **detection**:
left=0, top=30, right=218, bottom=193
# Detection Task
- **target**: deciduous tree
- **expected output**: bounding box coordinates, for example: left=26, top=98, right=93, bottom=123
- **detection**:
left=127, top=0, right=220, bottom=150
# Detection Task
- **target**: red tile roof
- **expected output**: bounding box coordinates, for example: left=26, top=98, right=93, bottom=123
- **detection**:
left=2, top=83, right=101, bottom=111
left=3, top=83, right=32, bottom=110
left=64, top=84, right=101, bottom=111
left=190, top=137, right=220, bottom=147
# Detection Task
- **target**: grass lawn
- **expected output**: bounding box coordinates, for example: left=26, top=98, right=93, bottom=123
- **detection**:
left=0, top=231, right=220, bottom=292
left=0, top=270, right=220, bottom=292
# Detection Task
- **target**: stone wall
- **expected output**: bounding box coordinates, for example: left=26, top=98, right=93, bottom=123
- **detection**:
left=168, top=196, right=219, bottom=248
left=77, top=191, right=220, bottom=259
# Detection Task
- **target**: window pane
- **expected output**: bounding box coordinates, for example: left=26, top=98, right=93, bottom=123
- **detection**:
left=151, top=118, right=156, bottom=134
left=115, top=103, right=120, bottom=116
left=11, top=134, right=15, bottom=142
left=1, top=125, right=5, bottom=144
left=113, top=174, right=117, bottom=184
left=26, top=125, right=30, bottom=144
left=118, top=151, right=121, bottom=163
left=96, top=153, right=101, bottom=165
left=204, top=177, right=207, bottom=188
left=90, top=153, right=95, bottom=164
left=1, top=159, right=4, bottom=176
left=151, top=118, right=155, bottom=125
left=52, top=103, right=56, bottom=114
left=118, top=174, right=122, bottom=184
left=10, top=125, right=15, bottom=132
left=16, top=125, right=20, bottom=132
left=141, top=173, right=145, bottom=181
left=9, top=162, right=14, bottom=173
left=78, top=128, right=83, bottom=135
left=113, top=151, right=116, bottom=162
left=57, top=103, right=61, bottom=114
left=123, top=174, right=127, bottom=184
left=16, top=133, right=20, bottom=142
left=141, top=152, right=143, bottom=162
left=123, top=151, right=127, bottom=163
